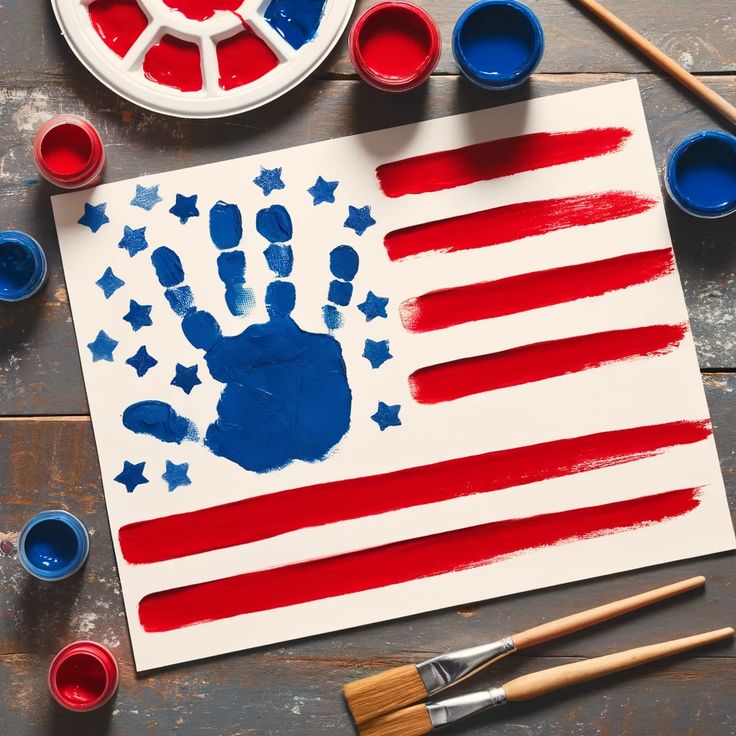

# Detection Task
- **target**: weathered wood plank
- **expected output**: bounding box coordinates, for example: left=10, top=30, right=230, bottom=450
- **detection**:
left=2, top=0, right=735, bottom=80
left=2, top=74, right=736, bottom=414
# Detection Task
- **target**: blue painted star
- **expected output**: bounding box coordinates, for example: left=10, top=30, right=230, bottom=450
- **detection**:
left=253, top=166, right=285, bottom=196
left=118, top=225, right=148, bottom=257
left=371, top=402, right=402, bottom=431
left=130, top=184, right=162, bottom=210
left=170, top=363, right=202, bottom=394
left=363, top=339, right=393, bottom=369
left=344, top=205, right=376, bottom=235
left=357, top=291, right=389, bottom=321
left=169, top=193, right=199, bottom=223
left=87, top=330, right=118, bottom=362
left=125, top=345, right=157, bottom=377
left=95, top=267, right=125, bottom=298
left=162, top=460, right=191, bottom=492
left=78, top=202, right=109, bottom=232
left=308, top=176, right=338, bottom=205
left=123, top=299, right=152, bottom=331
left=114, top=460, right=148, bottom=493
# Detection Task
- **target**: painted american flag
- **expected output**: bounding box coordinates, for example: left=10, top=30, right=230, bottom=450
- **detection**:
left=53, top=80, right=734, bottom=670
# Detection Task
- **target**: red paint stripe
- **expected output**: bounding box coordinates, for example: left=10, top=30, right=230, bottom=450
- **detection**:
left=119, top=419, right=709, bottom=565
left=401, top=248, right=675, bottom=333
left=383, top=191, right=657, bottom=261
left=376, top=128, right=633, bottom=198
left=138, top=487, right=700, bottom=632
left=409, top=323, right=688, bottom=404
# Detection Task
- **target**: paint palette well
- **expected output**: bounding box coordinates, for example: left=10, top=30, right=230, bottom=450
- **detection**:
left=51, top=0, right=355, bottom=118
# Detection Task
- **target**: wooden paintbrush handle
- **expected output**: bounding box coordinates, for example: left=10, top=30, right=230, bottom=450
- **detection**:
left=571, top=0, right=736, bottom=127
left=512, top=576, right=705, bottom=651
left=504, top=627, right=734, bottom=701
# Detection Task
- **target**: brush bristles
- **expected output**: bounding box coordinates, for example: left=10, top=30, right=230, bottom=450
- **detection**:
left=358, top=704, right=433, bottom=736
left=344, top=664, right=427, bottom=725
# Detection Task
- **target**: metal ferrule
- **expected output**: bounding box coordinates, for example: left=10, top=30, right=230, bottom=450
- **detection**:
left=417, top=637, right=516, bottom=695
left=426, top=687, right=508, bottom=730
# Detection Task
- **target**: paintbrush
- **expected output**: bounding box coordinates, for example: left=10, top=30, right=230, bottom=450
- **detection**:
left=344, top=576, right=704, bottom=724
left=569, top=0, right=736, bottom=128
left=358, top=627, right=734, bottom=736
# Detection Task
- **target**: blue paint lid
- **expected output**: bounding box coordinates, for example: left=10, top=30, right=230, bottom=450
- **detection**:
left=18, top=509, right=89, bottom=581
left=0, top=230, right=47, bottom=302
left=452, top=0, right=544, bottom=90
left=665, top=131, right=736, bottom=218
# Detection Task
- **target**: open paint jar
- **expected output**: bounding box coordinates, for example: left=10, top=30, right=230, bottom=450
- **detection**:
left=349, top=2, right=441, bottom=92
left=0, top=230, right=47, bottom=302
left=452, top=0, right=544, bottom=90
left=49, top=641, right=119, bottom=711
left=33, top=115, right=106, bottom=189
left=18, top=509, right=89, bottom=581
left=50, top=0, right=355, bottom=117
left=665, top=131, right=736, bottom=218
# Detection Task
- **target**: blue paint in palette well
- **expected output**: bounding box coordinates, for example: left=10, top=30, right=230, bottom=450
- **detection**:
left=264, top=0, right=328, bottom=50
left=0, top=230, right=47, bottom=302
left=666, top=131, right=736, bottom=218
left=452, top=0, right=544, bottom=90
left=18, top=510, right=89, bottom=580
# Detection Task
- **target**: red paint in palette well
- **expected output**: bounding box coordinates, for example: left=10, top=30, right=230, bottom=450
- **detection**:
left=88, top=0, right=149, bottom=58
left=409, top=323, right=688, bottom=404
left=143, top=35, right=203, bottom=92
left=376, top=127, right=633, bottom=198
left=118, top=419, right=710, bottom=564
left=401, top=248, right=675, bottom=333
left=138, top=487, right=700, bottom=632
left=217, top=27, right=279, bottom=90
left=384, top=191, right=657, bottom=261
left=162, top=0, right=242, bottom=21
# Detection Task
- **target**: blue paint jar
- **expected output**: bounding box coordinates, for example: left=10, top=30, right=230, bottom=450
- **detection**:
left=0, top=230, right=47, bottom=302
left=18, top=510, right=89, bottom=581
left=452, top=0, right=544, bottom=90
left=665, top=131, right=736, bottom=218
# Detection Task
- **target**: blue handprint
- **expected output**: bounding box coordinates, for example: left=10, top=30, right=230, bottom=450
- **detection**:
left=122, top=200, right=358, bottom=474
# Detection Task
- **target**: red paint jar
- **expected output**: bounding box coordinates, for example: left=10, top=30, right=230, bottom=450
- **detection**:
left=33, top=115, right=106, bottom=189
left=349, top=2, right=441, bottom=92
left=48, top=641, right=119, bottom=711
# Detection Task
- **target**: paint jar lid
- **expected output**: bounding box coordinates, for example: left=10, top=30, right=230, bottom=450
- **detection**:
left=665, top=131, right=736, bottom=218
left=49, top=0, right=356, bottom=118
left=349, top=2, right=442, bottom=92
left=33, top=115, right=106, bottom=189
left=49, top=641, right=119, bottom=711
left=0, top=230, right=48, bottom=303
left=452, top=0, right=544, bottom=90
left=18, top=509, right=90, bottom=581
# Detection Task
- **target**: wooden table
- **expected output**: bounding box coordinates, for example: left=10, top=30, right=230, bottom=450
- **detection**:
left=1, top=1, right=735, bottom=733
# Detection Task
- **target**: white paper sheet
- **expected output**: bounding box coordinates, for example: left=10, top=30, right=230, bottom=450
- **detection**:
left=52, top=80, right=735, bottom=671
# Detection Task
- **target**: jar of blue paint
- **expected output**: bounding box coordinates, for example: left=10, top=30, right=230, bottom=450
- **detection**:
left=18, top=510, right=89, bottom=581
left=665, top=131, right=736, bottom=218
left=0, top=230, right=47, bottom=302
left=452, top=0, right=544, bottom=90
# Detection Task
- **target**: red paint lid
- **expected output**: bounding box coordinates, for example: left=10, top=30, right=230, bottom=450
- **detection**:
left=349, top=2, right=441, bottom=92
left=33, top=115, right=106, bottom=190
left=48, top=641, right=119, bottom=712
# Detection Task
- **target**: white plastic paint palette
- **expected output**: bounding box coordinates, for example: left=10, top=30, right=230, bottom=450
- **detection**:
left=51, top=0, right=355, bottom=118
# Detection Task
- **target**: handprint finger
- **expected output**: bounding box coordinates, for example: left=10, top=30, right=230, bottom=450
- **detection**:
left=122, top=400, right=198, bottom=444
left=323, top=244, right=359, bottom=330
left=151, top=245, right=223, bottom=352
left=209, top=201, right=254, bottom=316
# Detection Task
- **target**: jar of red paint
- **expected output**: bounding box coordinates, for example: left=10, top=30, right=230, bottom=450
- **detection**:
left=33, top=115, right=106, bottom=189
left=349, top=2, right=441, bottom=92
left=48, top=641, right=119, bottom=711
